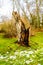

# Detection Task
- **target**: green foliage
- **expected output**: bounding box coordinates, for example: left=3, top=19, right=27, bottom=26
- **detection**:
left=0, top=32, right=43, bottom=65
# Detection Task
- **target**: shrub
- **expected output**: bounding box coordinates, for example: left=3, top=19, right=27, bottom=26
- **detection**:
left=1, top=20, right=17, bottom=38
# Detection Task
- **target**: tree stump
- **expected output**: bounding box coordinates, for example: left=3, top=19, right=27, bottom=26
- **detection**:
left=12, top=11, right=30, bottom=46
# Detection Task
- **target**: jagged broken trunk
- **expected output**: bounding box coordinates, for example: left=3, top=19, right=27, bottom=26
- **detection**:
left=12, top=11, right=30, bottom=46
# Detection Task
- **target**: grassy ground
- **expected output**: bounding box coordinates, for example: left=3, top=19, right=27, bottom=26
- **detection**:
left=0, top=32, right=43, bottom=65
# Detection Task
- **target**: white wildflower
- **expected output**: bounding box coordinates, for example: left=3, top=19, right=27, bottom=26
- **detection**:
left=35, top=49, right=38, bottom=53
left=25, top=60, right=30, bottom=64
left=26, top=54, right=30, bottom=57
left=28, top=51, right=33, bottom=54
left=20, top=51, right=25, bottom=56
left=3, top=56, right=7, bottom=59
left=14, top=52, right=19, bottom=55
left=23, top=50, right=27, bottom=53
left=29, top=58, right=33, bottom=62
left=20, top=51, right=24, bottom=54
left=25, top=59, right=33, bottom=64
left=10, top=56, right=16, bottom=60
left=6, top=52, right=9, bottom=54
left=20, top=53, right=25, bottom=56
left=0, top=55, right=4, bottom=59
left=38, top=63, right=41, bottom=65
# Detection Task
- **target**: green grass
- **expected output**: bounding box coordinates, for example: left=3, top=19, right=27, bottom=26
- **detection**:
left=30, top=32, right=43, bottom=49
left=0, top=33, right=18, bottom=54
left=0, top=32, right=43, bottom=65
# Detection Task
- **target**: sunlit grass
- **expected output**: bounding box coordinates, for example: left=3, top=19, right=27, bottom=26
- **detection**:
left=0, top=32, right=43, bottom=65
left=30, top=32, right=43, bottom=49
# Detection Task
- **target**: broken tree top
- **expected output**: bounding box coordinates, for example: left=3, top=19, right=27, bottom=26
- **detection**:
left=12, top=11, right=30, bottom=30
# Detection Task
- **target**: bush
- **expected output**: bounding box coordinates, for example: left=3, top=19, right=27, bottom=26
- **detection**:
left=0, top=24, right=4, bottom=33
left=1, top=20, right=17, bottom=38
